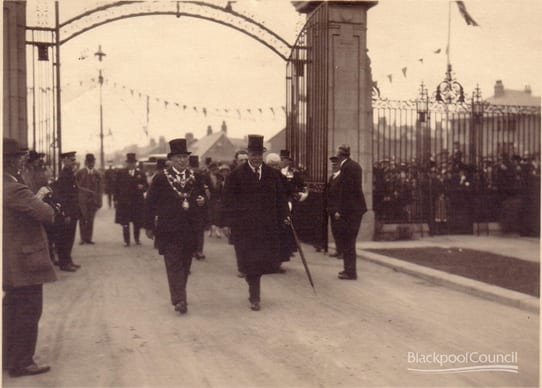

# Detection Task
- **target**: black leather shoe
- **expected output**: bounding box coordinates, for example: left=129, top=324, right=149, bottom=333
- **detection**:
left=9, top=363, right=51, bottom=377
left=250, top=301, right=261, bottom=311
left=79, top=241, right=86, bottom=245
left=86, top=241, right=95, bottom=245
left=59, top=265, right=77, bottom=272
left=135, top=240, right=141, bottom=245
left=174, top=301, right=188, bottom=314
left=338, top=272, right=357, bottom=280
left=329, top=252, right=341, bottom=257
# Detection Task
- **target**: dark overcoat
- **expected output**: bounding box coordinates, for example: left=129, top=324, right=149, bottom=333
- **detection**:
left=222, top=162, right=289, bottom=275
left=114, top=168, right=148, bottom=225
left=51, top=166, right=80, bottom=219
left=3, top=175, right=57, bottom=288
left=143, top=167, right=207, bottom=255
left=326, top=158, right=367, bottom=218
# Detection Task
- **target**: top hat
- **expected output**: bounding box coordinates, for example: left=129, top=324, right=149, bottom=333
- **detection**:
left=280, top=149, right=292, bottom=160
left=126, top=153, right=137, bottom=163
left=247, top=135, right=266, bottom=153
left=85, top=153, right=96, bottom=162
left=3, top=138, right=28, bottom=156
left=337, top=144, right=350, bottom=157
left=167, top=138, right=191, bottom=158
left=189, top=155, right=199, bottom=168
left=60, top=151, right=76, bottom=159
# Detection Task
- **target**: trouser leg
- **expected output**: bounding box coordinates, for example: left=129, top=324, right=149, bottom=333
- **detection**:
left=79, top=202, right=89, bottom=242
left=163, top=244, right=193, bottom=305
left=3, top=285, right=43, bottom=370
left=342, top=215, right=362, bottom=275
left=196, top=229, right=204, bottom=253
left=133, top=223, right=140, bottom=243
left=56, top=217, right=77, bottom=266
left=122, top=224, right=130, bottom=245
left=245, top=274, right=261, bottom=303
left=87, top=208, right=97, bottom=242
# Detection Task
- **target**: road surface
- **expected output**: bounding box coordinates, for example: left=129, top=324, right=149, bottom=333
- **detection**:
left=3, top=208, right=539, bottom=387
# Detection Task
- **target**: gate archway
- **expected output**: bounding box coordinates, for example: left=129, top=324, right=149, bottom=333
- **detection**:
left=25, top=1, right=292, bottom=175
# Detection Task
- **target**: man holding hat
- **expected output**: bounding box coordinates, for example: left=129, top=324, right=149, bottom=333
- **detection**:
left=327, top=144, right=367, bottom=280
left=144, top=139, right=207, bottom=314
left=50, top=150, right=81, bottom=272
left=75, top=153, right=103, bottom=245
left=114, top=153, right=148, bottom=247
left=3, top=138, right=56, bottom=377
left=222, top=135, right=289, bottom=311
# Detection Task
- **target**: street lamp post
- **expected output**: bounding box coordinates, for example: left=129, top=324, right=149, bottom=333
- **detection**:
left=471, top=85, right=484, bottom=165
left=95, top=45, right=106, bottom=170
left=416, top=82, right=430, bottom=165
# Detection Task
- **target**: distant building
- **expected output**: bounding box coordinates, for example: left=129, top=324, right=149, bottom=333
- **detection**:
left=485, top=80, right=541, bottom=107
left=189, top=131, right=237, bottom=163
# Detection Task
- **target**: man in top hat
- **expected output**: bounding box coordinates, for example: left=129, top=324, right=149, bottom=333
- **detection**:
left=114, top=153, right=148, bottom=247
left=189, top=155, right=208, bottom=260
left=3, top=138, right=57, bottom=377
left=144, top=139, right=207, bottom=314
left=222, top=135, right=289, bottom=311
left=50, top=151, right=81, bottom=272
left=75, top=153, right=103, bottom=245
left=327, top=145, right=367, bottom=280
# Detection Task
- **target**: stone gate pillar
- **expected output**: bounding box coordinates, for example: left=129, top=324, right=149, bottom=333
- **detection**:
left=295, top=1, right=377, bottom=241
left=3, top=0, right=28, bottom=144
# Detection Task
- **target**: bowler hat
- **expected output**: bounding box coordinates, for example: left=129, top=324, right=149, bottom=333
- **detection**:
left=28, top=150, right=40, bottom=162
left=337, top=144, right=350, bottom=157
left=280, top=149, right=292, bottom=160
left=126, top=153, right=137, bottom=163
left=247, top=135, right=266, bottom=153
left=60, top=151, right=76, bottom=159
left=3, top=138, right=28, bottom=156
left=85, top=153, right=96, bottom=162
left=189, top=155, right=199, bottom=168
left=167, top=138, right=191, bottom=158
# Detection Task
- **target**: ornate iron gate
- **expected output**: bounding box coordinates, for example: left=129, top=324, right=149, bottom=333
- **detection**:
left=286, top=4, right=329, bottom=248
left=372, top=92, right=541, bottom=236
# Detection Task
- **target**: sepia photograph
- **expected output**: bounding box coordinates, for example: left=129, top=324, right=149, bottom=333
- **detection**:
left=2, top=0, right=540, bottom=386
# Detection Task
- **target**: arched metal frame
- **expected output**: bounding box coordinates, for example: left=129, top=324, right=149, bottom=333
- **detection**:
left=25, top=1, right=292, bottom=176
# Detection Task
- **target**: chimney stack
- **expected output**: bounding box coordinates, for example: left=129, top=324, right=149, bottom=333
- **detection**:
left=494, top=80, right=504, bottom=98
left=221, top=120, right=227, bottom=134
left=186, top=132, right=195, bottom=145
left=207, top=125, right=213, bottom=136
left=524, top=85, right=532, bottom=95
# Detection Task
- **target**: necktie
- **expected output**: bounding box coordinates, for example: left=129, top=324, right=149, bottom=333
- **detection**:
left=254, top=167, right=260, bottom=180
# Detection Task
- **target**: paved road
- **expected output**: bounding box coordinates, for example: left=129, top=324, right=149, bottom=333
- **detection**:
left=3, top=208, right=539, bottom=387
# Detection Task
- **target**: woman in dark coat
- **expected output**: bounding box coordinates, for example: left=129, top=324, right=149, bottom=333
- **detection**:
left=114, top=153, right=148, bottom=246
left=222, top=136, right=289, bottom=311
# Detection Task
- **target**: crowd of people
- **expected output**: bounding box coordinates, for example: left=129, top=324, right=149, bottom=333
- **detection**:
left=373, top=147, right=540, bottom=236
left=4, top=134, right=369, bottom=378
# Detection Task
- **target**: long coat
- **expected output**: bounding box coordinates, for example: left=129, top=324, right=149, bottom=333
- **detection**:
left=114, top=168, right=148, bottom=225
left=3, top=175, right=57, bottom=288
left=75, top=168, right=103, bottom=210
left=222, top=162, right=289, bottom=275
left=326, top=158, right=367, bottom=218
left=51, top=166, right=80, bottom=219
left=143, top=167, right=207, bottom=255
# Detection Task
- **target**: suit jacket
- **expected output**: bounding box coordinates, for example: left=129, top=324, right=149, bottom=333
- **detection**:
left=51, top=166, right=80, bottom=218
left=114, top=167, right=148, bottom=225
left=326, top=158, right=367, bottom=218
left=75, top=168, right=103, bottom=209
left=3, top=174, right=57, bottom=288
left=222, top=162, right=289, bottom=274
left=143, top=167, right=206, bottom=254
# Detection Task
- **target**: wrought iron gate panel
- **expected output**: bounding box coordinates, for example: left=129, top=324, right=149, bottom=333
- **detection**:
left=286, top=3, right=328, bottom=247
left=373, top=97, right=541, bottom=235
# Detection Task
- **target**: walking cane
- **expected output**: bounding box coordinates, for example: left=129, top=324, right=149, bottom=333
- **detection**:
left=289, top=221, right=317, bottom=295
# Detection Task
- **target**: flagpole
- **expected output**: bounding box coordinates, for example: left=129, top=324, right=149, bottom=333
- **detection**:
left=447, top=0, right=451, bottom=66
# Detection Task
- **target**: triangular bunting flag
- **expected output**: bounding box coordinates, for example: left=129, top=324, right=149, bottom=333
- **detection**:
left=402, top=67, right=407, bottom=77
left=434, top=48, right=441, bottom=54
left=418, top=58, right=424, bottom=63
left=387, top=74, right=393, bottom=83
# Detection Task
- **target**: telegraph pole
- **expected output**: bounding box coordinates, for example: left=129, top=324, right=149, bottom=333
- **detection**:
left=95, top=45, right=106, bottom=170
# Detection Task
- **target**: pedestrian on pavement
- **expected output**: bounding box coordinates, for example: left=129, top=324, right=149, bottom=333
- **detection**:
left=327, top=156, right=343, bottom=259
left=326, top=145, right=367, bottom=280
left=114, top=153, right=148, bottom=247
left=50, top=151, right=81, bottom=272
left=231, top=149, right=248, bottom=170
left=144, top=139, right=207, bottom=315
left=189, top=155, right=208, bottom=260
left=104, top=161, right=116, bottom=209
left=3, top=137, right=57, bottom=377
left=76, top=153, right=103, bottom=245
left=222, top=135, right=290, bottom=311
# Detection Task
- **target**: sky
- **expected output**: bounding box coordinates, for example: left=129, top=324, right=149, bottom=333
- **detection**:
left=24, top=0, right=542, bottom=159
